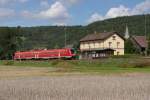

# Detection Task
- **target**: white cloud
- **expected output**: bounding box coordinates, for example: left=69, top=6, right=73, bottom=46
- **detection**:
left=0, top=0, right=10, bottom=5
left=0, top=0, right=23, bottom=19
left=52, top=22, right=67, bottom=26
left=61, top=0, right=80, bottom=4
left=21, top=10, right=34, bottom=19
left=57, top=0, right=81, bottom=6
left=0, top=8, right=15, bottom=18
left=19, top=0, right=28, bottom=3
left=88, top=5, right=129, bottom=23
left=40, top=0, right=49, bottom=8
left=88, top=13, right=104, bottom=23
left=39, top=1, right=70, bottom=20
left=88, top=0, right=150, bottom=23
left=21, top=1, right=70, bottom=25
left=131, top=0, right=150, bottom=15
left=0, top=0, right=28, bottom=5
left=106, top=5, right=130, bottom=18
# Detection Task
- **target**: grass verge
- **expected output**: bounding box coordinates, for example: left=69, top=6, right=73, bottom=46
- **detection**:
left=0, top=58, right=150, bottom=78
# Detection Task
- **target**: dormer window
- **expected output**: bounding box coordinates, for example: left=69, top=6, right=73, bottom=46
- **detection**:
left=112, top=36, right=116, bottom=40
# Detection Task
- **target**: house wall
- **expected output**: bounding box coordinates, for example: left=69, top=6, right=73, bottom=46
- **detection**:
left=80, top=34, right=124, bottom=55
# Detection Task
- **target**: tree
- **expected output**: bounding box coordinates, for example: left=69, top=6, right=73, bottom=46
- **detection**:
left=0, top=27, right=22, bottom=59
left=125, top=39, right=137, bottom=54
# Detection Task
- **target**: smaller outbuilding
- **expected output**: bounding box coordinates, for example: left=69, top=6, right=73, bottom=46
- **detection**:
left=131, top=36, right=148, bottom=55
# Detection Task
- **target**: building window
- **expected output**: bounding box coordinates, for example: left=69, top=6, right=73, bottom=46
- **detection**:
left=112, top=36, right=116, bottom=40
left=109, top=42, right=112, bottom=48
left=117, top=42, right=120, bottom=48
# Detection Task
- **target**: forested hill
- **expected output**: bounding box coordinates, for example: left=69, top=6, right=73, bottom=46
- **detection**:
left=87, top=14, right=150, bottom=35
left=19, top=14, right=150, bottom=50
left=1, top=14, right=150, bottom=52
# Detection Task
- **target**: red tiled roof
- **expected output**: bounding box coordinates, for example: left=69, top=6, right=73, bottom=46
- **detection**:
left=80, top=32, right=124, bottom=42
left=132, top=36, right=148, bottom=48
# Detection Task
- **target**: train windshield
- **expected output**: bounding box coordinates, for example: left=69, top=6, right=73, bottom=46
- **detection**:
left=71, top=49, right=76, bottom=54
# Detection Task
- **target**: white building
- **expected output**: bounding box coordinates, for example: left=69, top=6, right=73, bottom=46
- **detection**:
left=80, top=32, right=125, bottom=59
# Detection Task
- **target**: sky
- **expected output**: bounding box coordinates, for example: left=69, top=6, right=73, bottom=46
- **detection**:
left=0, top=0, right=150, bottom=26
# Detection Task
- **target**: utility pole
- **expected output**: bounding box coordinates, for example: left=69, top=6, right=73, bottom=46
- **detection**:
left=64, top=26, right=67, bottom=48
left=145, top=14, right=147, bottom=37
left=144, top=14, right=148, bottom=56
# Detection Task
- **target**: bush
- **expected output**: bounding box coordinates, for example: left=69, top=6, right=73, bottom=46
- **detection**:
left=51, top=60, right=60, bottom=66
left=51, top=60, right=68, bottom=66
left=111, top=54, right=141, bottom=59
left=121, top=60, right=150, bottom=68
left=3, top=60, right=14, bottom=66
left=133, top=61, right=150, bottom=68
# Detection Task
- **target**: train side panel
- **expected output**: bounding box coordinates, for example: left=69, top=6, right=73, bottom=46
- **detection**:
left=14, top=48, right=75, bottom=60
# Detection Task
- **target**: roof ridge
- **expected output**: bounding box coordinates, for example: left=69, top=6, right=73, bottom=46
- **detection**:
left=80, top=31, right=124, bottom=42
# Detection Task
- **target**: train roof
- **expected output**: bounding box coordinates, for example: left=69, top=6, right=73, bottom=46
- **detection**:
left=15, top=48, right=73, bottom=53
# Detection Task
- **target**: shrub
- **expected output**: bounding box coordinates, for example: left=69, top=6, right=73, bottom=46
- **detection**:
left=111, top=54, right=140, bottom=59
left=3, top=60, right=14, bottom=66
left=51, top=60, right=60, bottom=66
left=133, top=61, right=150, bottom=68
left=121, top=60, right=150, bottom=68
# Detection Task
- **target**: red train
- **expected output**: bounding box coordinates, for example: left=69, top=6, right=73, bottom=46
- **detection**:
left=14, top=48, right=76, bottom=60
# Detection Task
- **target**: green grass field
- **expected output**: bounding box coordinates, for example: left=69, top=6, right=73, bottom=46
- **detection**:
left=0, top=57, right=150, bottom=77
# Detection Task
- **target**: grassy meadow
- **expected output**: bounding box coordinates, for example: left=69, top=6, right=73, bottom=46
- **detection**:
left=0, top=57, right=150, bottom=77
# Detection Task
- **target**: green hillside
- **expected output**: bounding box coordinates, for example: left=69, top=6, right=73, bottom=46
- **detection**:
left=87, top=14, right=150, bottom=35
left=20, top=26, right=87, bottom=50
left=20, top=14, right=150, bottom=50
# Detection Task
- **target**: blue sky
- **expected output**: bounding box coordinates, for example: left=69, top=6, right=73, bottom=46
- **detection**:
left=0, top=0, right=150, bottom=26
